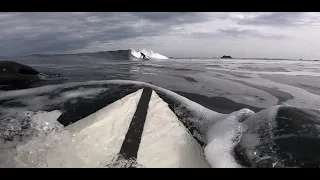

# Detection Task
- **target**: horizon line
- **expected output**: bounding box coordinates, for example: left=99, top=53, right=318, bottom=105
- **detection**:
left=0, top=49, right=318, bottom=61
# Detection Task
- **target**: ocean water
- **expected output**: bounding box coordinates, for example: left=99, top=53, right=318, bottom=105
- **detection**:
left=1, top=50, right=320, bottom=168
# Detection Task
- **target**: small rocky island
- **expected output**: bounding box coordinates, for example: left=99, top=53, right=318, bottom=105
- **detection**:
left=221, top=55, right=232, bottom=59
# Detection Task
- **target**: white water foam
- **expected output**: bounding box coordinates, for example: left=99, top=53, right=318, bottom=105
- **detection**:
left=206, top=66, right=320, bottom=77
left=0, top=110, right=63, bottom=168
left=204, top=108, right=255, bottom=168
left=225, top=75, right=320, bottom=110
left=130, top=48, right=169, bottom=60
left=0, top=88, right=109, bottom=123
left=236, top=105, right=280, bottom=166
left=60, top=88, right=108, bottom=100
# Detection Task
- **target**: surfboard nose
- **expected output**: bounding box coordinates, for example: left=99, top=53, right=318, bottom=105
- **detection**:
left=52, top=87, right=210, bottom=168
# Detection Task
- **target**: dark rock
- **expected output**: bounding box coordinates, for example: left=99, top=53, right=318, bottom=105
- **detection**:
left=221, top=55, right=232, bottom=59
left=0, top=61, right=39, bottom=85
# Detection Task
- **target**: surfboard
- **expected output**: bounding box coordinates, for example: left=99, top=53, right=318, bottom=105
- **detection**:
left=42, top=88, right=210, bottom=168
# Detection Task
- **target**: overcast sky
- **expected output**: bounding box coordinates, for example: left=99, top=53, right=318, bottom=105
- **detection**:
left=1, top=12, right=320, bottom=59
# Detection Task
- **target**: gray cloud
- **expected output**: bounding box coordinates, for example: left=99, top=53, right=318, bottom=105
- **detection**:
left=237, top=12, right=311, bottom=27
left=131, top=12, right=209, bottom=24
left=191, top=28, right=288, bottom=39
left=218, top=28, right=288, bottom=39
left=0, top=12, right=318, bottom=58
left=0, top=12, right=213, bottom=56
left=131, top=12, right=191, bottom=21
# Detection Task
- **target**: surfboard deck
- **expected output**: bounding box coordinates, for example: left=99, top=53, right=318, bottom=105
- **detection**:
left=35, top=88, right=210, bottom=168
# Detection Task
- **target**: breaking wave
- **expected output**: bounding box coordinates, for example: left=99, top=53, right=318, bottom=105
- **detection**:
left=129, top=49, right=169, bottom=60
left=29, top=49, right=169, bottom=60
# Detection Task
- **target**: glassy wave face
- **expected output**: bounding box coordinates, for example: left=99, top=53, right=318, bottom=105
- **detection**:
left=1, top=51, right=320, bottom=168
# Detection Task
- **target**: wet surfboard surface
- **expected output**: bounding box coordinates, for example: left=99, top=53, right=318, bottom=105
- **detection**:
left=16, top=88, right=209, bottom=168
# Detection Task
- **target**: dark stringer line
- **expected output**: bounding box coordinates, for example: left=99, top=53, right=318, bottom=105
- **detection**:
left=118, top=87, right=152, bottom=160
